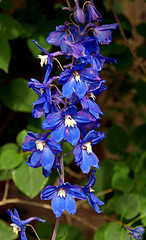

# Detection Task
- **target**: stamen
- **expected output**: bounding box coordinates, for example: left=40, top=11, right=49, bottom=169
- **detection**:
left=82, top=142, right=92, bottom=154
left=90, top=187, right=95, bottom=192
left=40, top=88, right=44, bottom=95
left=10, top=223, right=21, bottom=235
left=38, top=55, right=48, bottom=67
left=35, top=140, right=46, bottom=151
left=88, top=92, right=96, bottom=100
left=74, top=71, right=81, bottom=82
left=57, top=188, right=66, bottom=198
left=65, top=115, right=77, bottom=127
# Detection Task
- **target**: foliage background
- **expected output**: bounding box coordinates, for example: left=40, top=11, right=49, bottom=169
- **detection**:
left=0, top=0, right=146, bottom=239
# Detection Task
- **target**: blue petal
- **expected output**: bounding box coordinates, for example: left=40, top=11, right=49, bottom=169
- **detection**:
left=42, top=112, right=62, bottom=130
left=27, top=152, right=40, bottom=168
left=51, top=123, right=65, bottom=142
left=74, top=111, right=96, bottom=126
left=73, top=145, right=82, bottom=163
left=51, top=195, right=65, bottom=217
left=46, top=138, right=62, bottom=153
left=22, top=136, right=36, bottom=151
left=73, top=79, right=88, bottom=99
left=64, top=125, right=80, bottom=146
left=41, top=185, right=56, bottom=200
left=20, top=227, right=27, bottom=240
left=40, top=147, right=55, bottom=171
left=80, top=150, right=92, bottom=174
left=65, top=194, right=76, bottom=215
left=62, top=77, right=74, bottom=99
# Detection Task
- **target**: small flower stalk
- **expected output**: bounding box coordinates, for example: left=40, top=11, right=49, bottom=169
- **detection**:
left=8, top=0, right=119, bottom=239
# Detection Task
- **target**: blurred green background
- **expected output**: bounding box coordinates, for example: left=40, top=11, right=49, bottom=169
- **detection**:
left=0, top=0, right=146, bottom=239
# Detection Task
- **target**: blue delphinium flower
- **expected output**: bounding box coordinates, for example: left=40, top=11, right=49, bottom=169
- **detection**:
left=81, top=92, right=103, bottom=119
left=41, top=179, right=86, bottom=217
left=42, top=105, right=96, bottom=146
left=82, top=170, right=104, bottom=212
left=8, top=208, right=45, bottom=240
left=22, top=131, right=62, bottom=174
left=73, top=130, right=105, bottom=173
left=58, top=63, right=102, bottom=99
left=126, top=226, right=145, bottom=240
left=46, top=23, right=79, bottom=54
left=86, top=0, right=102, bottom=23
left=74, top=0, right=85, bottom=25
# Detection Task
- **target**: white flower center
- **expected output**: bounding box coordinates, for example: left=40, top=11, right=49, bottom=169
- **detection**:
left=90, top=187, right=95, bottom=192
left=10, top=223, right=21, bottom=235
left=35, top=140, right=46, bottom=151
left=65, top=115, right=77, bottom=128
left=57, top=188, right=66, bottom=198
left=38, top=55, right=48, bottom=67
left=74, top=71, right=80, bottom=82
left=82, top=142, right=92, bottom=154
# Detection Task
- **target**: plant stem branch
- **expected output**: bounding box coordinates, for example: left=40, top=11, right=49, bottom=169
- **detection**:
left=66, top=0, right=71, bottom=8
left=107, top=0, right=146, bottom=74
left=2, top=171, right=10, bottom=201
left=26, top=224, right=41, bottom=240
left=51, top=218, right=60, bottom=240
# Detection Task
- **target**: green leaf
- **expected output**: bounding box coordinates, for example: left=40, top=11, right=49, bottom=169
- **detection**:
left=132, top=124, right=146, bottom=150
left=36, top=217, right=52, bottom=239
left=0, top=13, right=24, bottom=39
left=0, top=143, right=19, bottom=154
left=0, top=170, right=12, bottom=181
left=115, top=194, right=140, bottom=219
left=104, top=222, right=129, bottom=240
left=63, top=142, right=74, bottom=164
left=116, top=48, right=133, bottom=70
left=27, top=34, right=52, bottom=57
left=0, top=78, right=37, bottom=112
left=135, top=182, right=146, bottom=199
left=0, top=219, right=17, bottom=240
left=112, top=161, right=130, bottom=175
left=136, top=23, right=146, bottom=37
left=136, top=81, right=146, bottom=105
left=105, top=125, right=129, bottom=154
left=137, top=45, right=146, bottom=58
left=16, top=130, right=27, bottom=147
left=0, top=0, right=12, bottom=10
left=0, top=31, right=11, bottom=73
left=94, top=224, right=108, bottom=240
left=0, top=150, right=23, bottom=170
left=140, top=199, right=146, bottom=226
left=12, top=162, right=48, bottom=198
left=112, top=172, right=134, bottom=193
left=94, top=161, right=113, bottom=201
left=57, top=224, right=82, bottom=240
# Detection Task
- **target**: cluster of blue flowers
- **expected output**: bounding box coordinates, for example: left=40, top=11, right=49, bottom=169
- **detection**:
left=8, top=0, right=120, bottom=238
